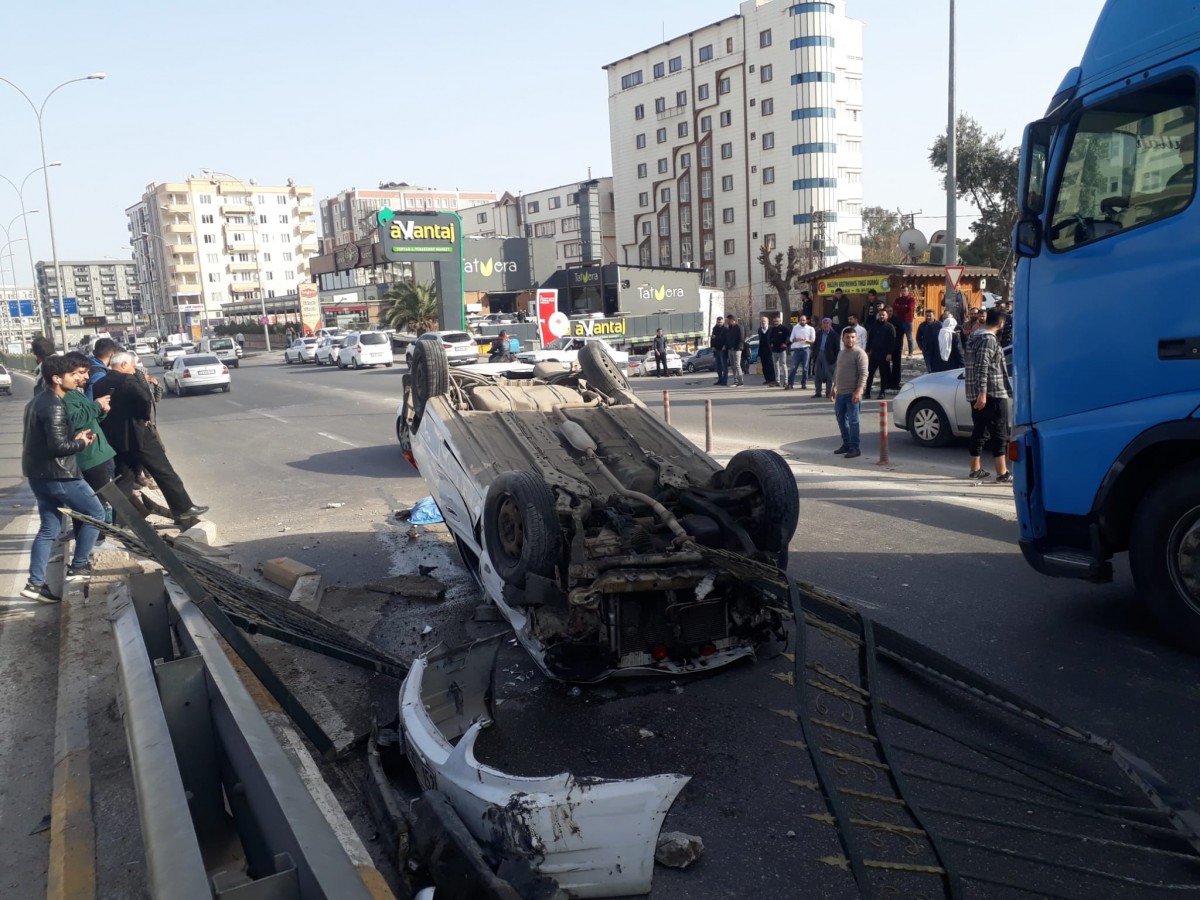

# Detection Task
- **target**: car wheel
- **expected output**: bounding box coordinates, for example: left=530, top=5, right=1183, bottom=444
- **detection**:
left=724, top=449, right=800, bottom=567
left=285, top=354, right=293, bottom=365
left=222, top=384, right=230, bottom=393
left=907, top=399, right=953, bottom=448
left=1130, top=462, right=1200, bottom=652
left=410, top=339, right=449, bottom=430
left=578, top=342, right=629, bottom=397
left=483, top=471, right=561, bottom=585
left=337, top=358, right=346, bottom=369
left=684, top=362, right=695, bottom=373
left=351, top=357, right=360, bottom=369
left=231, top=361, right=239, bottom=368
left=385, top=363, right=393, bottom=368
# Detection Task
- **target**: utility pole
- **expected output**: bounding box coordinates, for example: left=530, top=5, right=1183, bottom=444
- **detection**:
left=945, top=0, right=958, bottom=304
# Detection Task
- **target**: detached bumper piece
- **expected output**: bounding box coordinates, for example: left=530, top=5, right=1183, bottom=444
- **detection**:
left=400, top=637, right=688, bottom=898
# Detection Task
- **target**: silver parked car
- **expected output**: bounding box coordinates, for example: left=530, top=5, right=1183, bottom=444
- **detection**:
left=892, top=348, right=1014, bottom=447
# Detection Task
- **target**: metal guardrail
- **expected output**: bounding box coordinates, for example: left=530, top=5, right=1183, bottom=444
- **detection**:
left=110, top=570, right=375, bottom=899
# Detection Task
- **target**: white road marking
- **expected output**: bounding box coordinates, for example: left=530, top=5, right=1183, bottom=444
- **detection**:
left=317, top=432, right=359, bottom=447
left=256, top=410, right=289, bottom=423
left=224, top=398, right=244, bottom=407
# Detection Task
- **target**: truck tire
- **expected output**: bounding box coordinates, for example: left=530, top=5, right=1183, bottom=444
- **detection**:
left=483, top=471, right=560, bottom=585
left=907, top=399, right=953, bottom=447
left=1130, top=461, right=1200, bottom=652
left=578, top=342, right=629, bottom=397
left=410, top=339, right=449, bottom=430
left=725, top=449, right=800, bottom=567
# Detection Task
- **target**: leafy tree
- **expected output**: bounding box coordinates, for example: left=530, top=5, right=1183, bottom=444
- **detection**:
left=929, top=115, right=1020, bottom=289
left=757, top=243, right=803, bottom=322
left=861, top=206, right=910, bottom=264
left=381, top=281, right=439, bottom=333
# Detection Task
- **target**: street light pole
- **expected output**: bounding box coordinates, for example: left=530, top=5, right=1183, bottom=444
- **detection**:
left=201, top=169, right=271, bottom=351
left=0, top=73, right=106, bottom=350
left=944, top=0, right=958, bottom=311
left=0, top=162, right=60, bottom=337
left=1, top=238, right=29, bottom=347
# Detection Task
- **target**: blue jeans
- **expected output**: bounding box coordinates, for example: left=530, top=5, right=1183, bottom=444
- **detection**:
left=834, top=394, right=861, bottom=451
left=28, top=478, right=105, bottom=585
left=899, top=321, right=914, bottom=354
left=788, top=348, right=810, bottom=387
left=715, top=349, right=729, bottom=384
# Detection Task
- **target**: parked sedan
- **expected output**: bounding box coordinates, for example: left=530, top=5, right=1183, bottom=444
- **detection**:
left=629, top=350, right=683, bottom=376
left=681, top=347, right=717, bottom=373
left=313, top=336, right=345, bottom=366
left=892, top=348, right=1013, bottom=447
left=0, top=363, right=11, bottom=395
left=283, top=337, right=319, bottom=364
left=405, top=331, right=479, bottom=367
left=337, top=331, right=394, bottom=369
left=164, top=354, right=231, bottom=396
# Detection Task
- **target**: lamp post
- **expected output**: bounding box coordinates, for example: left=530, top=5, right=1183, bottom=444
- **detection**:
left=1, top=237, right=29, bottom=347
left=0, top=162, right=60, bottom=335
left=944, top=0, right=958, bottom=307
left=200, top=168, right=271, bottom=351
left=0, top=210, right=39, bottom=345
left=0, top=73, right=106, bottom=349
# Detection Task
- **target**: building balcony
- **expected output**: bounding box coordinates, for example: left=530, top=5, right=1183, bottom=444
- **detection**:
left=228, top=261, right=258, bottom=273
left=171, top=285, right=202, bottom=297
left=226, top=240, right=256, bottom=253
left=297, top=221, right=316, bottom=235
left=230, top=282, right=260, bottom=294
left=169, top=243, right=196, bottom=255
left=172, top=263, right=200, bottom=275
left=221, top=202, right=254, bottom=215
left=217, top=182, right=251, bottom=196
left=165, top=222, right=194, bottom=234
left=162, top=202, right=192, bottom=215
left=295, top=204, right=315, bottom=217
left=293, top=185, right=313, bottom=197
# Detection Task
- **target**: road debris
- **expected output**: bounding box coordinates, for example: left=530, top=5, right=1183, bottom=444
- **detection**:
left=363, top=574, right=446, bottom=601
left=655, top=832, right=705, bottom=869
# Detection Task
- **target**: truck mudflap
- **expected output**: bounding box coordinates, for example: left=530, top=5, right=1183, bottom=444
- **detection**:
left=399, top=636, right=689, bottom=898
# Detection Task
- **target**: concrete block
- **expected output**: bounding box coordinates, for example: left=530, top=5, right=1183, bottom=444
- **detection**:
left=260, top=557, right=317, bottom=592
left=288, top=573, right=324, bottom=614
left=181, top=520, right=219, bottom=547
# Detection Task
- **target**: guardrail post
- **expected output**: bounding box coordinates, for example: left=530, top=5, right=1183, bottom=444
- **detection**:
left=705, top=399, right=713, bottom=453
left=662, top=389, right=671, bottom=425
left=878, top=400, right=890, bottom=466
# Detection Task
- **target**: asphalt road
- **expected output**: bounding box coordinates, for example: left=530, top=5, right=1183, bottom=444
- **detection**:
left=4, top=353, right=1197, bottom=898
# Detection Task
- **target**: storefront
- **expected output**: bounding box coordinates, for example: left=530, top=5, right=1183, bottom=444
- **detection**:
left=798, top=262, right=1001, bottom=326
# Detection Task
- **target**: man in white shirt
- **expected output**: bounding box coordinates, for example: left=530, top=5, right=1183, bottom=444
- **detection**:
left=847, top=314, right=868, bottom=350
left=787, top=315, right=816, bottom=390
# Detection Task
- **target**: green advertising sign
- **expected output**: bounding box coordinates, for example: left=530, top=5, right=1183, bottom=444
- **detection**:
left=376, top=209, right=464, bottom=328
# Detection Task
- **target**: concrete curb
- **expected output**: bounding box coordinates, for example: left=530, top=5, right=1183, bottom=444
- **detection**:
left=46, top=576, right=96, bottom=900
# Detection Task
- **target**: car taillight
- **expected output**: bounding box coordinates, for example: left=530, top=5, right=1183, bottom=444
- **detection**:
left=469, top=340, right=477, bottom=347
left=651, top=644, right=669, bottom=661
left=182, top=370, right=192, bottom=378
left=443, top=343, right=454, bottom=348
left=402, top=449, right=418, bottom=471
left=700, top=643, right=717, bottom=657
left=1007, top=440, right=1020, bottom=462
left=222, top=367, right=229, bottom=375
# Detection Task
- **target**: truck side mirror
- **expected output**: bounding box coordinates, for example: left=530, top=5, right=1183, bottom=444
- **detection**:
left=1013, top=219, right=1043, bottom=259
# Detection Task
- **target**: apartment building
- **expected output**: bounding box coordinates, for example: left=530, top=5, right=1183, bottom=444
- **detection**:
left=125, top=178, right=318, bottom=327
left=35, top=260, right=142, bottom=335
left=319, top=183, right=498, bottom=253
left=604, top=0, right=864, bottom=310
left=459, top=177, right=618, bottom=267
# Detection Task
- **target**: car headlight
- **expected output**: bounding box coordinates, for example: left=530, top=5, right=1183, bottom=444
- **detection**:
left=896, top=382, right=915, bottom=397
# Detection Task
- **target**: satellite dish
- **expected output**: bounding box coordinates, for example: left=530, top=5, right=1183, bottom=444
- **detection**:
left=898, top=228, right=928, bottom=259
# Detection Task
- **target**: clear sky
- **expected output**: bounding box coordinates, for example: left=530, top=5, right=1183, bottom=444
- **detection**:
left=0, top=0, right=1105, bottom=282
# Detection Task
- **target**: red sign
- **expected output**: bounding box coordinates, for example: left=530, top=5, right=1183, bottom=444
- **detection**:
left=945, top=266, right=966, bottom=290
left=536, top=289, right=560, bottom=346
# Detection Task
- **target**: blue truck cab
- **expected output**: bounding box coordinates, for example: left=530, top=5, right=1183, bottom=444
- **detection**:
left=1012, top=0, right=1200, bottom=649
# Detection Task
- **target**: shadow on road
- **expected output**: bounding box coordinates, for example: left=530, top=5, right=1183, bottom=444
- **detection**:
left=287, top=445, right=420, bottom=480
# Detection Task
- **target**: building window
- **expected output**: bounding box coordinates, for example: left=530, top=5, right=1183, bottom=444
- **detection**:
left=562, top=215, right=580, bottom=231
left=642, top=221, right=652, bottom=236
left=718, top=76, right=731, bottom=95
left=681, top=235, right=693, bottom=265
left=657, top=127, right=667, bottom=143
left=549, top=196, right=561, bottom=209
left=564, top=241, right=582, bottom=257
left=726, top=36, right=733, bottom=52
left=678, top=121, right=689, bottom=138
left=203, top=234, right=215, bottom=243
left=283, top=251, right=293, bottom=261
left=760, top=28, right=772, bottom=47
left=638, top=163, right=648, bottom=178
left=724, top=270, right=737, bottom=288
left=676, top=90, right=687, bottom=107
left=792, top=107, right=837, bottom=120
left=658, top=158, right=669, bottom=174
left=763, top=132, right=775, bottom=150
left=724, top=238, right=736, bottom=254
left=655, top=96, right=666, bottom=113
left=791, top=72, right=836, bottom=85
left=789, top=2, right=835, bottom=14
left=640, top=242, right=652, bottom=266
left=701, top=171, right=713, bottom=197
left=698, top=83, right=710, bottom=101
left=794, top=177, right=839, bottom=190
left=790, top=35, right=835, bottom=48
left=534, top=222, right=556, bottom=237
left=722, top=207, right=735, bottom=224
left=567, top=192, right=578, bottom=205
left=636, top=133, right=646, bottom=149
left=680, top=206, right=692, bottom=231
left=763, top=166, right=775, bottom=184
left=277, top=214, right=287, bottom=223
left=658, top=211, right=671, bottom=236
left=763, top=233, right=776, bottom=250
left=761, top=64, right=774, bottom=83
left=207, top=273, right=220, bottom=283
left=761, top=98, right=774, bottom=115
left=661, top=187, right=671, bottom=203
left=277, top=195, right=288, bottom=204
left=844, top=138, right=862, bottom=152
left=201, top=214, right=214, bottom=224
left=701, top=115, right=712, bottom=132
left=793, top=142, right=838, bottom=154
left=722, top=175, right=734, bottom=191
left=526, top=200, right=540, bottom=213
left=680, top=152, right=692, bottom=168
left=659, top=238, right=672, bottom=266
left=621, top=70, right=643, bottom=89
left=699, top=44, right=713, bottom=62
left=199, top=194, right=212, bottom=204
left=669, top=55, right=682, bottom=73
left=639, top=192, right=649, bottom=207
left=702, top=202, right=714, bottom=229
left=764, top=200, right=776, bottom=217
left=653, top=61, right=665, bottom=79
left=206, top=253, right=219, bottom=263
left=700, top=143, right=712, bottom=167
left=721, top=142, right=733, bottom=159
left=477, top=212, right=488, bottom=224
left=635, top=104, right=645, bottom=120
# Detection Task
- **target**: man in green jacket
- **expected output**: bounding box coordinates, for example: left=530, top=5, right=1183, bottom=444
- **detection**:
left=62, top=352, right=117, bottom=524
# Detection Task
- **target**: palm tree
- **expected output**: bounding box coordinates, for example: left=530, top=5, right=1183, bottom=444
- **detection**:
left=381, top=281, right=439, bottom=334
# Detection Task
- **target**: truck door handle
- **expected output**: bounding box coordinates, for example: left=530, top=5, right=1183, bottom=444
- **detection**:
left=1158, top=338, right=1200, bottom=360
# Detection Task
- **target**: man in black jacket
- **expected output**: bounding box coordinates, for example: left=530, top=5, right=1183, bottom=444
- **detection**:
left=651, top=328, right=668, bottom=376
left=710, top=316, right=729, bottom=386
left=757, top=316, right=776, bottom=385
left=811, top=317, right=840, bottom=399
left=726, top=315, right=746, bottom=386
left=21, top=355, right=106, bottom=601
left=864, top=309, right=896, bottom=400
left=96, top=352, right=208, bottom=525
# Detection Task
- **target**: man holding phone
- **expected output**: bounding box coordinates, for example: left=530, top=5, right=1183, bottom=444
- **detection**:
left=21, top=355, right=107, bottom=601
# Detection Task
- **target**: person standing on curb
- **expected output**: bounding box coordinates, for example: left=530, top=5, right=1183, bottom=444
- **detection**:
left=726, top=315, right=745, bottom=386
left=864, top=309, right=895, bottom=400
left=830, top=329, right=868, bottom=459
left=786, top=314, right=814, bottom=391
left=965, top=307, right=1013, bottom=483
left=652, top=328, right=669, bottom=377
left=757, top=316, right=776, bottom=385
left=30, top=335, right=56, bottom=396
left=85, top=337, right=118, bottom=400
left=812, top=318, right=839, bottom=399
left=62, top=352, right=118, bottom=527
left=710, top=316, right=729, bottom=386
left=20, top=355, right=106, bottom=601
left=768, top=315, right=791, bottom=389
left=892, top=288, right=918, bottom=357
left=916, top=309, right=940, bottom=373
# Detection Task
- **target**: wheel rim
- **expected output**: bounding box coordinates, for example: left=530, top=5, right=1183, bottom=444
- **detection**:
left=496, top=495, right=524, bottom=559
left=912, top=407, right=941, bottom=442
left=1167, top=506, right=1200, bottom=614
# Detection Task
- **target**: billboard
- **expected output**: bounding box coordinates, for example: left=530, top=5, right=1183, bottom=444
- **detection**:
left=298, top=283, right=322, bottom=334
left=5, top=299, right=36, bottom=317
left=616, top=268, right=703, bottom=317
left=376, top=209, right=463, bottom=330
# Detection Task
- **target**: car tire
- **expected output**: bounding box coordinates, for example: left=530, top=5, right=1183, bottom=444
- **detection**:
left=684, top=362, right=695, bottom=373
left=222, top=384, right=230, bottom=393
left=907, top=399, right=953, bottom=448
left=483, top=471, right=561, bottom=585
left=385, top=363, right=393, bottom=368
left=410, top=338, right=449, bottom=430
left=1130, top=462, right=1200, bottom=652
left=337, top=358, right=347, bottom=369
left=231, top=361, right=239, bottom=368
left=285, top=355, right=293, bottom=365
left=579, top=342, right=630, bottom=397
left=724, top=449, right=800, bottom=567
left=351, top=357, right=360, bottom=369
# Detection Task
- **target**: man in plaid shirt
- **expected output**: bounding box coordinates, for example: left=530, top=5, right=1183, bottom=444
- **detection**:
left=964, top=307, right=1012, bottom=482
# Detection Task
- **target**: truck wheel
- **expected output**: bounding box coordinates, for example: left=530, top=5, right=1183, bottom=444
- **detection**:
left=410, top=338, right=449, bottom=430
left=724, top=449, right=800, bottom=566
left=579, top=342, right=629, bottom=397
left=483, top=471, right=560, bottom=585
left=907, top=399, right=953, bottom=447
left=1130, top=462, right=1200, bottom=652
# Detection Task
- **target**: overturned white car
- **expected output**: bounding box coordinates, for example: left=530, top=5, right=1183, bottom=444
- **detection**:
left=397, top=341, right=798, bottom=682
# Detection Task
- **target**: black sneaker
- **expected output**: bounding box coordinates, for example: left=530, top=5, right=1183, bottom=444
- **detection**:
left=996, top=472, right=1013, bottom=484
left=66, top=562, right=93, bottom=581
left=833, top=445, right=849, bottom=454
left=968, top=469, right=991, bottom=480
left=844, top=449, right=862, bottom=459
left=20, top=581, right=61, bottom=602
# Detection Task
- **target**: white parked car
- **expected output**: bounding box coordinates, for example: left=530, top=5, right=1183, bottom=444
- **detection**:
left=892, top=348, right=1014, bottom=447
left=283, top=337, right=319, bottom=364
left=0, top=363, right=11, bottom=395
left=158, top=343, right=193, bottom=367
left=516, top=336, right=630, bottom=373
left=405, top=331, right=479, bottom=367
left=313, top=336, right=345, bottom=366
left=337, top=331, right=394, bottom=369
left=630, top=350, right=683, bottom=377
left=164, top=354, right=231, bottom=396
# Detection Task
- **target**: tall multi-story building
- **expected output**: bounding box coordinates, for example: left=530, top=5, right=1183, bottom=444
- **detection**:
left=319, top=183, right=498, bottom=253
left=459, top=177, right=618, bottom=268
left=604, top=0, right=864, bottom=310
left=125, top=178, right=318, bottom=330
left=35, top=260, right=142, bottom=339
